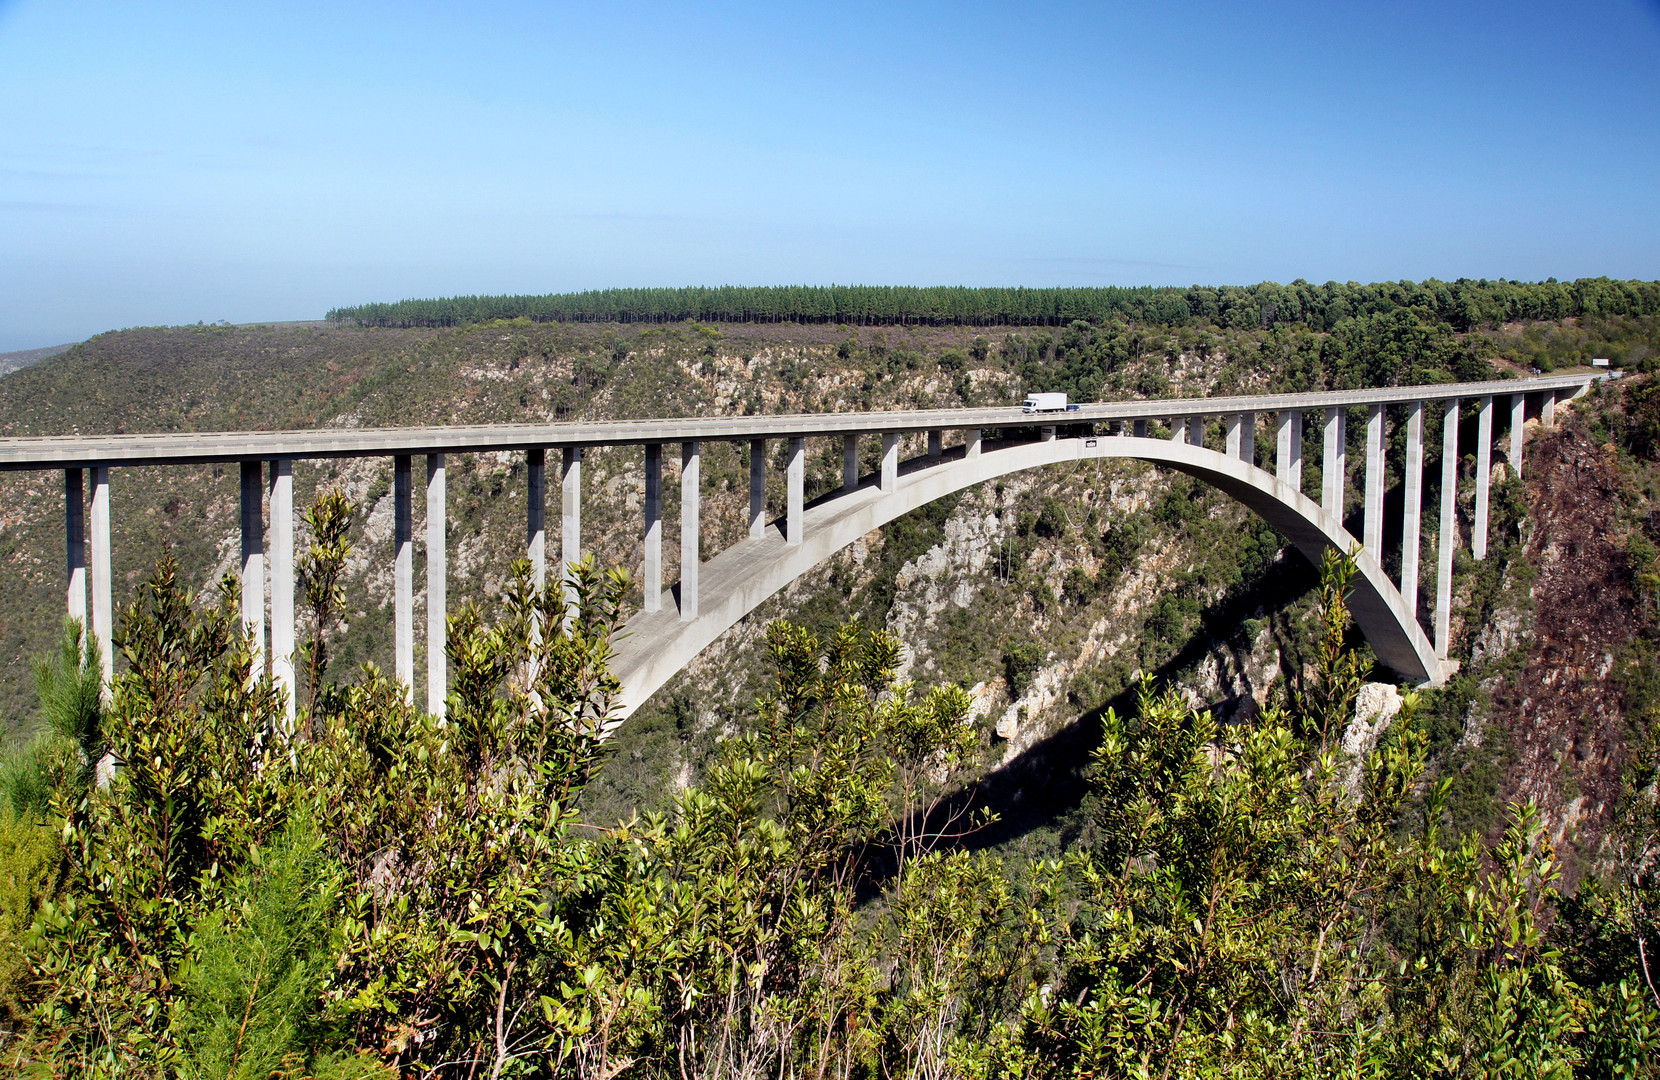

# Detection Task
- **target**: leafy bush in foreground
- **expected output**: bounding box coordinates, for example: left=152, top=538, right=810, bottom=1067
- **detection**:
left=0, top=513, right=1655, bottom=1077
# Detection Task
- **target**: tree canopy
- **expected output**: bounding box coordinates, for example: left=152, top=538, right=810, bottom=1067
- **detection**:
left=326, top=278, right=1660, bottom=333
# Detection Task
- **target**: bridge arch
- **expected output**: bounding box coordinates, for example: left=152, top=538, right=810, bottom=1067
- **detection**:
left=609, top=436, right=1449, bottom=722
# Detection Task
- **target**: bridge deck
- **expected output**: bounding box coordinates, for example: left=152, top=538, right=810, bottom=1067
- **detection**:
left=0, top=373, right=1600, bottom=470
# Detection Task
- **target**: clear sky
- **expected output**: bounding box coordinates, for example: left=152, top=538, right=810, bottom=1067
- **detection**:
left=2, top=0, right=1658, bottom=351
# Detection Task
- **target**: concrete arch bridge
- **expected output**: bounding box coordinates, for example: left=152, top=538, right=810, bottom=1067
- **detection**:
left=0, top=373, right=1602, bottom=729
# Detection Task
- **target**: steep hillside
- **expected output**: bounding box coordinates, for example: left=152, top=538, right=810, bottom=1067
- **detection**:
left=1, top=314, right=1657, bottom=876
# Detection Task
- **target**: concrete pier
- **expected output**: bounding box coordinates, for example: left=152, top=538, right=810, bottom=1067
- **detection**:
left=881, top=433, right=897, bottom=492
left=240, top=461, right=265, bottom=677
left=392, top=455, right=413, bottom=701
left=1322, top=407, right=1345, bottom=516
left=1401, top=402, right=1424, bottom=617
left=527, top=449, right=546, bottom=590
left=965, top=428, right=981, bottom=459
left=749, top=439, right=766, bottom=539
left=644, top=444, right=662, bottom=611
left=1434, top=399, right=1459, bottom=655
left=843, top=434, right=859, bottom=490
left=1474, top=397, right=1493, bottom=561
left=89, top=467, right=111, bottom=686
left=786, top=436, right=804, bottom=546
left=681, top=441, right=699, bottom=620
left=65, top=469, right=84, bottom=629
left=1541, top=389, right=1556, bottom=429
left=1225, top=414, right=1242, bottom=458
left=270, top=459, right=295, bottom=726
left=1133, top=419, right=1148, bottom=437
left=1276, top=411, right=1302, bottom=488
left=1510, top=394, right=1526, bottom=478
left=1363, top=404, right=1385, bottom=560
left=1240, top=412, right=1255, bottom=465
left=562, top=447, right=582, bottom=611
left=1188, top=416, right=1205, bottom=448
left=425, top=454, right=445, bottom=717
left=927, top=430, right=942, bottom=458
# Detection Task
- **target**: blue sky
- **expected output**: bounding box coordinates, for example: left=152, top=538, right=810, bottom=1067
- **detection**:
left=2, top=0, right=1658, bottom=350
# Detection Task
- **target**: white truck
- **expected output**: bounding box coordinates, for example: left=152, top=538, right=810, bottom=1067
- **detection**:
left=1021, top=391, right=1071, bottom=413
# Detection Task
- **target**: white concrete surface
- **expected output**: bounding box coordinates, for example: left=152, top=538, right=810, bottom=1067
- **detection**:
left=1435, top=399, right=1459, bottom=655
left=1363, top=404, right=1384, bottom=561
left=271, top=459, right=295, bottom=726
left=1401, top=402, right=1424, bottom=617
left=1474, top=397, right=1492, bottom=561
left=393, top=455, right=413, bottom=702
left=425, top=453, right=445, bottom=717
left=90, top=467, right=111, bottom=687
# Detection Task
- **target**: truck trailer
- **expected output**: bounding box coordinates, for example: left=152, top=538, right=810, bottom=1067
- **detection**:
left=1021, top=392, right=1070, bottom=413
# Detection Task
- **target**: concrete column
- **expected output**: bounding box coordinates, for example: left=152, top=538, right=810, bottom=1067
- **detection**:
left=393, top=455, right=413, bottom=702
left=927, top=430, right=942, bottom=458
left=1541, top=389, right=1556, bottom=429
left=786, top=436, right=804, bottom=546
left=65, top=469, right=84, bottom=629
left=425, top=454, right=445, bottom=717
left=1133, top=419, right=1148, bottom=438
left=881, top=433, right=898, bottom=492
left=1041, top=426, right=1057, bottom=442
left=269, top=459, right=295, bottom=727
left=240, top=461, right=265, bottom=677
left=1224, top=415, right=1242, bottom=458
left=1435, top=398, right=1460, bottom=656
left=1321, top=407, right=1346, bottom=517
left=561, top=446, right=583, bottom=611
left=89, top=467, right=111, bottom=686
left=1169, top=418, right=1185, bottom=443
left=1275, top=411, right=1302, bottom=487
left=1188, top=416, right=1205, bottom=448
left=681, top=441, right=700, bottom=621
left=527, top=449, right=546, bottom=590
left=749, top=438, right=766, bottom=539
left=843, top=434, right=859, bottom=491
left=1401, top=401, right=1424, bottom=619
left=1363, top=404, right=1385, bottom=560
left=1240, top=412, right=1256, bottom=465
left=1474, top=396, right=1493, bottom=561
left=1510, top=394, right=1526, bottom=479
left=965, top=428, right=982, bottom=459
left=1290, top=412, right=1303, bottom=490
left=644, top=444, right=662, bottom=611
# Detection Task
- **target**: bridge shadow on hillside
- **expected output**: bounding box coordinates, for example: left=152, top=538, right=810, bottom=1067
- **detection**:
left=859, top=546, right=1323, bottom=890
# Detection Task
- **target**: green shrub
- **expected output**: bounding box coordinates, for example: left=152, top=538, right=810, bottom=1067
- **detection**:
left=0, top=808, right=59, bottom=1031
left=173, top=811, right=341, bottom=1080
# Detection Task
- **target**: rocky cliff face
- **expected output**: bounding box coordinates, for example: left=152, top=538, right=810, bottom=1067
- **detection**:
left=1447, top=404, right=1651, bottom=877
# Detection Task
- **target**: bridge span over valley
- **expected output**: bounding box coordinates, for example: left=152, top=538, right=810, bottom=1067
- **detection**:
left=0, top=372, right=1604, bottom=730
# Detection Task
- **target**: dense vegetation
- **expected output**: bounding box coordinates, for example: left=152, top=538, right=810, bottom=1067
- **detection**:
left=1, top=529, right=1655, bottom=1076
left=326, top=278, right=1660, bottom=333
